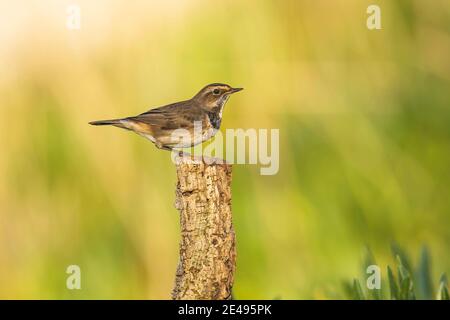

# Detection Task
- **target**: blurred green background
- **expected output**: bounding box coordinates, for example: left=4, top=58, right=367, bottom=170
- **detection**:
left=0, top=0, right=449, bottom=299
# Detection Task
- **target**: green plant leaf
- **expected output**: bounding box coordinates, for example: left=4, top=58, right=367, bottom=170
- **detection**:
left=415, top=246, right=433, bottom=299
left=438, top=283, right=449, bottom=300
left=352, top=279, right=366, bottom=300
left=397, top=255, right=410, bottom=280
left=391, top=243, right=412, bottom=272
left=397, top=255, right=416, bottom=300
left=387, top=265, right=399, bottom=300
left=370, top=287, right=382, bottom=300
left=438, top=274, right=449, bottom=300
left=362, top=246, right=377, bottom=271
left=341, top=280, right=354, bottom=300
left=363, top=248, right=382, bottom=299
left=337, top=246, right=445, bottom=300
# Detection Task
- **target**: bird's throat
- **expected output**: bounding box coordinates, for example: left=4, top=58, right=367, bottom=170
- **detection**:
left=207, top=111, right=222, bottom=130
left=207, top=96, right=228, bottom=130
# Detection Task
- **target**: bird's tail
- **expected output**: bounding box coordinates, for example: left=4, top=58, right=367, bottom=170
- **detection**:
left=89, top=119, right=129, bottom=129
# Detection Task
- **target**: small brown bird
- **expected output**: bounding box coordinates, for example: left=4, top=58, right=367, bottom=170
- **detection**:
left=89, top=83, right=242, bottom=150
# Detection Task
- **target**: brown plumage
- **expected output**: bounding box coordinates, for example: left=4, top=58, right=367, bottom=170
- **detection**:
left=89, top=83, right=243, bottom=150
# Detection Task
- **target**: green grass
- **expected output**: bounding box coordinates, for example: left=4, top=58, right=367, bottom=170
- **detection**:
left=340, top=245, right=449, bottom=300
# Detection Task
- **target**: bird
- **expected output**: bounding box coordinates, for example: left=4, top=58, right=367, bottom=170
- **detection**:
left=89, top=83, right=243, bottom=151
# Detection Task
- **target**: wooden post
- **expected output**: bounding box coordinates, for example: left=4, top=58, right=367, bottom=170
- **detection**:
left=172, top=155, right=236, bottom=300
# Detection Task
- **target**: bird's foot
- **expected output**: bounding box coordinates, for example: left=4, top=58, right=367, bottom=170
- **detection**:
left=173, top=150, right=226, bottom=165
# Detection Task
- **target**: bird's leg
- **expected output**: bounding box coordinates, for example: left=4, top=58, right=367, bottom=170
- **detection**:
left=201, top=155, right=226, bottom=165
left=175, top=149, right=192, bottom=159
left=155, top=143, right=222, bottom=164
left=154, top=142, right=190, bottom=160
left=155, top=142, right=173, bottom=152
left=171, top=149, right=206, bottom=164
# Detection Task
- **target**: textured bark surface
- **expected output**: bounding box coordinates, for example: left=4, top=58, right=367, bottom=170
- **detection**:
left=172, top=156, right=236, bottom=300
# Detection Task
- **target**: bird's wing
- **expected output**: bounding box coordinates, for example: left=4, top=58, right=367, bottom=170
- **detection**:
left=122, top=101, right=205, bottom=139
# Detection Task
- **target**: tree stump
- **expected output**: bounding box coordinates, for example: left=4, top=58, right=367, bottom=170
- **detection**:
left=172, top=155, right=236, bottom=300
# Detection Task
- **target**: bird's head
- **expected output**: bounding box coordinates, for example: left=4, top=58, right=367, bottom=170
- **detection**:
left=193, top=83, right=243, bottom=111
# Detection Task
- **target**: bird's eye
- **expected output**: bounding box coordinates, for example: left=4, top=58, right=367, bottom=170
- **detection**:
left=213, top=89, right=221, bottom=95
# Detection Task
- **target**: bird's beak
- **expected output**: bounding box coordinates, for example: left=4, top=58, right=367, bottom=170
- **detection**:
left=230, top=87, right=243, bottom=94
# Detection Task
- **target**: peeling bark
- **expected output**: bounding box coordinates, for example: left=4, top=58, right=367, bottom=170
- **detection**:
left=172, top=156, right=236, bottom=300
